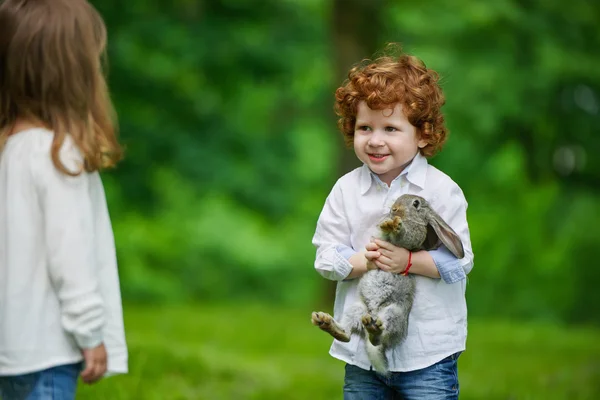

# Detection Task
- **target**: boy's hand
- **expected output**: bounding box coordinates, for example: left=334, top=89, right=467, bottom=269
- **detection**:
left=371, top=239, right=410, bottom=274
left=365, top=241, right=380, bottom=271
left=81, top=343, right=107, bottom=384
left=366, top=259, right=378, bottom=271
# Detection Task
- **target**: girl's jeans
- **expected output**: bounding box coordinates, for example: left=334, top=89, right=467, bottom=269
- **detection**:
left=0, top=363, right=82, bottom=400
left=344, top=352, right=461, bottom=400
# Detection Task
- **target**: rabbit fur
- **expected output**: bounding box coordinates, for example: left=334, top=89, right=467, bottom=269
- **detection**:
left=311, top=194, right=465, bottom=374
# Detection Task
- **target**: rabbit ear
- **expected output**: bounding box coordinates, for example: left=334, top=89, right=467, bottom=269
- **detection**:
left=424, top=225, right=442, bottom=250
left=425, top=212, right=465, bottom=259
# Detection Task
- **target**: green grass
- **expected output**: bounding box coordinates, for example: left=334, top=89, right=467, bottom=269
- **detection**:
left=77, top=304, right=600, bottom=399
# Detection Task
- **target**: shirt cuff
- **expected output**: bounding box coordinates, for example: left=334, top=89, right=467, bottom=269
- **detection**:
left=74, top=329, right=104, bottom=350
left=333, top=247, right=354, bottom=280
left=429, top=246, right=466, bottom=284
left=336, top=244, right=357, bottom=260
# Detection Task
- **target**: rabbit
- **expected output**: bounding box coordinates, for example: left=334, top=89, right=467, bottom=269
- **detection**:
left=311, top=193, right=465, bottom=374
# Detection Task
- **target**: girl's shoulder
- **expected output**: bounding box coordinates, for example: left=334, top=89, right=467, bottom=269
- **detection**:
left=2, top=128, right=53, bottom=168
left=5, top=128, right=85, bottom=175
left=5, top=127, right=52, bottom=148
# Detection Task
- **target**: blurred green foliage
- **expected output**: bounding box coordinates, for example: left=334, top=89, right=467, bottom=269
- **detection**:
left=92, top=0, right=600, bottom=325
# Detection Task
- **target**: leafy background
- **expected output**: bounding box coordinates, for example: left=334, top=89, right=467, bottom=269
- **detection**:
left=78, top=0, right=600, bottom=398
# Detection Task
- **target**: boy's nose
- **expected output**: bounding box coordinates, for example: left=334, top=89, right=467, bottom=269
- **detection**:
left=367, top=130, right=385, bottom=147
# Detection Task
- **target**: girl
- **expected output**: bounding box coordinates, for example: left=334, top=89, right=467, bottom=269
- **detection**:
left=0, top=0, right=128, bottom=398
left=312, top=46, right=474, bottom=399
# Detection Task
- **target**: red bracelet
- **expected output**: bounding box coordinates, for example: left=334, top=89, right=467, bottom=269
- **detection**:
left=401, top=252, right=413, bottom=276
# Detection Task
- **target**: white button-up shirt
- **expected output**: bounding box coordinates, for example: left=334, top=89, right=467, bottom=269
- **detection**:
left=0, top=128, right=127, bottom=376
left=312, top=152, right=474, bottom=371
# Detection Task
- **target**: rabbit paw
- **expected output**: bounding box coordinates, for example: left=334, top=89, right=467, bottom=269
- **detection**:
left=362, top=314, right=384, bottom=346
left=379, top=216, right=402, bottom=234
left=311, top=312, right=350, bottom=342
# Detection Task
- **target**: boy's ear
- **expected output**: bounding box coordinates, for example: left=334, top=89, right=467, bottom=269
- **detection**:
left=416, top=129, right=427, bottom=148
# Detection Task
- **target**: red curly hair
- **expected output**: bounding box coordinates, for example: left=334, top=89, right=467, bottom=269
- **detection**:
left=334, top=45, right=448, bottom=158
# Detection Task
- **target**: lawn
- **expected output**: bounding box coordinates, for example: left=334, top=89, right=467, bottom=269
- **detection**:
left=77, top=304, right=600, bottom=399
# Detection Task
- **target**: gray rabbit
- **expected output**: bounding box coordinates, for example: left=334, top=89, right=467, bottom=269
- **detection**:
left=311, top=194, right=465, bottom=374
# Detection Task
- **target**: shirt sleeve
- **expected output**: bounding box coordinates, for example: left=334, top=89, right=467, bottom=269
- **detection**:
left=336, top=244, right=357, bottom=260
left=429, top=246, right=465, bottom=283
left=89, top=173, right=129, bottom=375
left=428, top=183, right=474, bottom=284
left=31, top=144, right=105, bottom=349
left=312, top=181, right=354, bottom=281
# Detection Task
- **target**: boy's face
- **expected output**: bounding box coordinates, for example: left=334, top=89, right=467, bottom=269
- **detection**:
left=353, top=101, right=427, bottom=186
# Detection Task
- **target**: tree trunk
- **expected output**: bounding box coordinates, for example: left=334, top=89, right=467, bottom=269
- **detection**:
left=331, top=0, right=385, bottom=177
left=319, top=0, right=385, bottom=308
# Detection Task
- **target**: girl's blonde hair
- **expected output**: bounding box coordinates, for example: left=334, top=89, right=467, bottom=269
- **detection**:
left=0, top=0, right=122, bottom=174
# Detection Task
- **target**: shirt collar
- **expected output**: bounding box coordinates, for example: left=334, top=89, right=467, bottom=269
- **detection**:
left=359, top=152, right=428, bottom=195
left=405, top=152, right=428, bottom=189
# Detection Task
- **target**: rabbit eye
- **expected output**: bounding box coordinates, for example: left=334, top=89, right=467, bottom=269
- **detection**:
left=412, top=199, right=420, bottom=208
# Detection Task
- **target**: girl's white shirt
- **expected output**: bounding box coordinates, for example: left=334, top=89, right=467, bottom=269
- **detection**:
left=0, top=128, right=127, bottom=376
left=312, top=152, right=474, bottom=372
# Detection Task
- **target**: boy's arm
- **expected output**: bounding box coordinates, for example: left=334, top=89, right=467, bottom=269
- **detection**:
left=371, top=240, right=441, bottom=278
left=427, top=183, right=474, bottom=283
left=336, top=244, right=381, bottom=279
left=402, top=250, right=441, bottom=279
left=313, top=181, right=369, bottom=281
left=371, top=183, right=473, bottom=282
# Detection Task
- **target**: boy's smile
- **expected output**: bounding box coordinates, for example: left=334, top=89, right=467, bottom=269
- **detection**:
left=354, top=101, right=426, bottom=186
left=368, top=153, right=389, bottom=162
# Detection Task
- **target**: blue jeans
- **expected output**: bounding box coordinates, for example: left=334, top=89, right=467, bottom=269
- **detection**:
left=344, top=352, right=461, bottom=400
left=0, top=363, right=82, bottom=400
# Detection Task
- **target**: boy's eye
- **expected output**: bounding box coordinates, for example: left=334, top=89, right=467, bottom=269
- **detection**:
left=385, top=126, right=398, bottom=132
left=357, top=126, right=371, bottom=132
